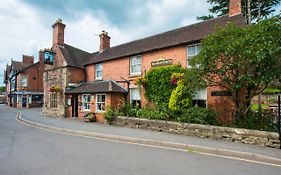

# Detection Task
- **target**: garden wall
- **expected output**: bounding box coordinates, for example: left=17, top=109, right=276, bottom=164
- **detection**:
left=112, top=116, right=280, bottom=148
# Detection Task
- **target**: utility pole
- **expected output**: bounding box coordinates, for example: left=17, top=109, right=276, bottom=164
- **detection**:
left=247, top=0, right=251, bottom=24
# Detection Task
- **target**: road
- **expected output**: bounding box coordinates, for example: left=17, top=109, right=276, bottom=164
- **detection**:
left=0, top=105, right=280, bottom=175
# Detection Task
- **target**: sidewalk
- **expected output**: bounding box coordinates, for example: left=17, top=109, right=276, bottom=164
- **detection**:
left=18, top=108, right=281, bottom=160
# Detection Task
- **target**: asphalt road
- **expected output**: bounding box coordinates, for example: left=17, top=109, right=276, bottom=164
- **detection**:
left=0, top=105, right=280, bottom=175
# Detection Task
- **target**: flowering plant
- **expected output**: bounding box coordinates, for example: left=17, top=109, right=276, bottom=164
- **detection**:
left=170, top=73, right=184, bottom=86
left=49, top=86, right=62, bottom=92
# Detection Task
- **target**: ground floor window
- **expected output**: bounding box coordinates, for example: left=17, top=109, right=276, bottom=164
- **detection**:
left=130, top=88, right=141, bottom=108
left=82, top=94, right=91, bottom=111
left=96, top=94, right=106, bottom=112
left=193, top=88, right=207, bottom=108
left=50, top=93, right=57, bottom=108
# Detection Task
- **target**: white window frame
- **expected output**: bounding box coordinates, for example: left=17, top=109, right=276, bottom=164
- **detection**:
left=96, top=94, right=106, bottom=112
left=21, top=76, right=28, bottom=87
left=187, top=44, right=201, bottom=68
left=95, top=63, right=103, bottom=80
left=82, top=94, right=91, bottom=111
left=193, top=88, right=207, bottom=108
left=130, top=88, right=141, bottom=107
left=130, top=55, right=142, bottom=75
left=50, top=93, right=57, bottom=108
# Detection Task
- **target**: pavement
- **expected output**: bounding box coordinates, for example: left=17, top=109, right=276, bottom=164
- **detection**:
left=17, top=107, right=281, bottom=165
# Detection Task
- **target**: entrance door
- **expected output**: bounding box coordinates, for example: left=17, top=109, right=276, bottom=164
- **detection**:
left=72, top=95, right=78, bottom=117
left=22, top=95, right=27, bottom=108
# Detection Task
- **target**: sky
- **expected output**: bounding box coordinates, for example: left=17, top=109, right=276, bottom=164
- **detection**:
left=0, top=0, right=280, bottom=86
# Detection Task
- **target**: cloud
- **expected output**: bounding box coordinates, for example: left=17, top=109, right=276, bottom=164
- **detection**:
left=0, top=0, right=211, bottom=86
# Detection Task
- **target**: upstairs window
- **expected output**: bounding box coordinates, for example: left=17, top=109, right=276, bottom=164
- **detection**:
left=130, top=55, right=141, bottom=75
left=20, top=77, right=28, bottom=87
left=82, top=94, right=91, bottom=111
left=95, top=63, right=103, bottom=79
left=187, top=44, right=201, bottom=68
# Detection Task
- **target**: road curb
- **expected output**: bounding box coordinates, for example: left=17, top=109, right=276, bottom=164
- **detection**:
left=16, top=112, right=281, bottom=166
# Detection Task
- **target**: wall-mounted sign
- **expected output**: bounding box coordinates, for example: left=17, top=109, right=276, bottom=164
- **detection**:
left=67, top=99, right=71, bottom=106
left=211, top=90, right=232, bottom=96
left=44, top=50, right=55, bottom=65
left=151, top=59, right=173, bottom=67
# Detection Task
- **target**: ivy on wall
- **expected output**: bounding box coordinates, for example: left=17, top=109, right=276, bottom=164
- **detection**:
left=142, top=64, right=187, bottom=108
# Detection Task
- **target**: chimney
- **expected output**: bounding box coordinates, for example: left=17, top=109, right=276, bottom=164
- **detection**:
left=52, top=18, right=66, bottom=46
left=22, top=55, right=34, bottom=64
left=99, top=30, right=110, bottom=52
left=229, top=0, right=242, bottom=17
left=39, top=50, right=44, bottom=64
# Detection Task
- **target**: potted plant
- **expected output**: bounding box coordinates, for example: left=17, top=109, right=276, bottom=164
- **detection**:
left=84, top=112, right=96, bottom=122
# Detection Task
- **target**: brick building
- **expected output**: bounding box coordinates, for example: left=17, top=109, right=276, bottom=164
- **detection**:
left=4, top=54, right=45, bottom=108
left=43, top=0, right=244, bottom=121
left=42, top=19, right=91, bottom=116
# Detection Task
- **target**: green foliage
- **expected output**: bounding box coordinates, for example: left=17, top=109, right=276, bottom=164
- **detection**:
left=169, top=80, right=192, bottom=111
left=262, top=87, right=281, bottom=95
left=192, top=16, right=281, bottom=118
left=0, top=86, right=5, bottom=92
left=143, top=64, right=187, bottom=108
left=104, top=107, right=117, bottom=124
left=198, top=0, right=280, bottom=23
left=174, top=107, right=217, bottom=125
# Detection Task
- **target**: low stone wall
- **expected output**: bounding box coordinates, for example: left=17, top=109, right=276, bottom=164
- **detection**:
left=112, top=116, right=280, bottom=148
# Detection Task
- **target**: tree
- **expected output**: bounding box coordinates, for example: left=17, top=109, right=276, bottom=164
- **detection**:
left=197, top=0, right=280, bottom=23
left=0, top=86, right=5, bottom=92
left=191, top=16, right=281, bottom=123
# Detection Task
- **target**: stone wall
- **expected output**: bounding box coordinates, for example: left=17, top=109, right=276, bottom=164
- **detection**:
left=112, top=116, right=280, bottom=148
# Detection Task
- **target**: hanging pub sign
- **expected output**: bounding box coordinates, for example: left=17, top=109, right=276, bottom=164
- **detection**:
left=44, top=50, right=55, bottom=65
left=211, top=90, right=232, bottom=96
left=151, top=59, right=173, bottom=67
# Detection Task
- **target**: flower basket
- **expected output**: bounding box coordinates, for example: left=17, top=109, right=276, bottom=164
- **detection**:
left=49, top=86, right=62, bottom=92
left=84, top=112, right=96, bottom=122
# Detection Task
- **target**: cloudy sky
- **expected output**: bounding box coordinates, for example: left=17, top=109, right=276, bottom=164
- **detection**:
left=0, top=0, right=280, bottom=86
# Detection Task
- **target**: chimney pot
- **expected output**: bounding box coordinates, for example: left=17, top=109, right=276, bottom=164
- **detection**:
left=229, top=0, right=242, bottom=17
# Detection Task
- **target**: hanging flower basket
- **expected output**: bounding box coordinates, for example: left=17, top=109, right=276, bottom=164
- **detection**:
left=49, top=86, right=62, bottom=92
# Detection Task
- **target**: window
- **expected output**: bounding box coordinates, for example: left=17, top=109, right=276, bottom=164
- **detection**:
left=82, top=94, right=91, bottom=111
left=193, top=88, right=207, bottom=108
left=50, top=93, right=57, bottom=108
left=20, top=77, right=28, bottom=87
left=95, top=63, right=103, bottom=79
left=130, top=55, right=142, bottom=75
left=187, top=44, right=201, bottom=68
left=130, top=88, right=141, bottom=108
left=96, top=94, right=106, bottom=112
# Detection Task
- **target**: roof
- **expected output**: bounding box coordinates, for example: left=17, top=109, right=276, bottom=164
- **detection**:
left=65, top=80, right=128, bottom=94
left=59, top=44, right=91, bottom=69
left=85, top=14, right=245, bottom=65
left=11, top=60, right=32, bottom=71
left=18, top=62, right=39, bottom=73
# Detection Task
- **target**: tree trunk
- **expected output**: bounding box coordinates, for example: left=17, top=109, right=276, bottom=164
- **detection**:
left=247, top=0, right=251, bottom=24
left=234, top=87, right=251, bottom=127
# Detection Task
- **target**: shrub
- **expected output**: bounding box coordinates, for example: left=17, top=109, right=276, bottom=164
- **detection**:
left=143, top=64, right=187, bottom=108
left=104, top=107, right=117, bottom=124
left=168, top=80, right=192, bottom=111
left=175, top=107, right=217, bottom=125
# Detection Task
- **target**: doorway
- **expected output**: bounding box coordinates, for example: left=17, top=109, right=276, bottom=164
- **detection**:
left=72, top=94, right=78, bottom=117
left=22, top=95, right=27, bottom=108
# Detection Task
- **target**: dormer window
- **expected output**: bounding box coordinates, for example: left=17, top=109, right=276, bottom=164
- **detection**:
left=44, top=50, right=55, bottom=65
left=95, top=63, right=103, bottom=80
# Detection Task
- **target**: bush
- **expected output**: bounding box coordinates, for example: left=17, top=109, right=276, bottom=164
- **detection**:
left=104, top=107, right=117, bottom=124
left=175, top=107, right=217, bottom=125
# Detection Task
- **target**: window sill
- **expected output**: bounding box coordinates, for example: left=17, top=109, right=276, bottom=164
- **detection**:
left=95, top=111, right=105, bottom=113
left=95, top=78, right=103, bottom=81
left=129, top=73, right=141, bottom=78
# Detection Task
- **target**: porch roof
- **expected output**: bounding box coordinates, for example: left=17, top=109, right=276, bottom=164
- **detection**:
left=65, top=80, right=128, bottom=94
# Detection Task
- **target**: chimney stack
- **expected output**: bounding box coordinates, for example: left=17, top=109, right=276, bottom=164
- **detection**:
left=99, top=30, right=110, bottom=52
left=22, top=55, right=34, bottom=64
left=229, top=0, right=242, bottom=17
left=52, top=18, right=66, bottom=46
